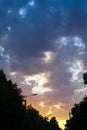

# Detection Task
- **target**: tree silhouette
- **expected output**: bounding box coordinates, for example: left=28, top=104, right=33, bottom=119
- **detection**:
left=65, top=96, right=87, bottom=130
left=0, top=70, right=61, bottom=130
left=83, top=72, right=87, bottom=84
left=0, top=70, right=26, bottom=130
left=49, top=117, right=61, bottom=130
left=23, top=105, right=62, bottom=130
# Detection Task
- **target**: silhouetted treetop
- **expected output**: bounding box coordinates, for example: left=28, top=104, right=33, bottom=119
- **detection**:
left=0, top=70, right=25, bottom=130
left=0, top=70, right=62, bottom=130
left=65, top=96, right=87, bottom=130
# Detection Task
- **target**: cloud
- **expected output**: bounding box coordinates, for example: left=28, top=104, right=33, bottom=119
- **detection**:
left=0, top=0, right=87, bottom=119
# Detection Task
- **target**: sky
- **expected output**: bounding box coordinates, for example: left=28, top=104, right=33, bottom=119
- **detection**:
left=0, top=0, right=87, bottom=129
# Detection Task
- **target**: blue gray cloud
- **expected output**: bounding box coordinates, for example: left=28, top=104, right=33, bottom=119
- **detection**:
left=0, top=0, right=87, bottom=112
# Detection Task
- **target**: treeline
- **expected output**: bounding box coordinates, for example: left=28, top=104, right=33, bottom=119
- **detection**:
left=65, top=72, right=87, bottom=130
left=0, top=70, right=61, bottom=130
left=65, top=96, right=87, bottom=130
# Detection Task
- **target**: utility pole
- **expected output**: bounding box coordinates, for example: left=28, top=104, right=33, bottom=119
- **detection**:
left=60, top=106, right=71, bottom=120
left=22, top=93, right=38, bottom=109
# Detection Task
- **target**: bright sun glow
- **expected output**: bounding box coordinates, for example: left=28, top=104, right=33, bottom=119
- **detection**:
left=58, top=119, right=66, bottom=130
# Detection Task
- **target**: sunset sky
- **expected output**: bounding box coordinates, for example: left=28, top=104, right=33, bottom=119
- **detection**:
left=0, top=0, right=87, bottom=129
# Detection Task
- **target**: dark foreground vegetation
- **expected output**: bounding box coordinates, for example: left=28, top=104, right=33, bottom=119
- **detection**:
left=65, top=96, right=87, bottom=130
left=0, top=70, right=61, bottom=130
left=65, top=72, right=87, bottom=130
left=1, top=69, right=87, bottom=130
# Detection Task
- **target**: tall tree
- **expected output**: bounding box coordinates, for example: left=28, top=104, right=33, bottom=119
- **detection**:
left=65, top=96, right=87, bottom=130
left=0, top=70, right=62, bottom=130
left=0, top=70, right=26, bottom=130
left=23, top=105, right=62, bottom=130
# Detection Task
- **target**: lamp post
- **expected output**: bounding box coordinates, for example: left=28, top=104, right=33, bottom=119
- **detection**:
left=60, top=106, right=71, bottom=120
left=22, top=93, right=38, bottom=108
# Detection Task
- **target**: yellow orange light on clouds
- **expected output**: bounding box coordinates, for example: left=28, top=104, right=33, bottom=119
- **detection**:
left=27, top=98, right=69, bottom=130
left=46, top=109, right=53, bottom=117
left=54, top=102, right=62, bottom=109
left=39, top=101, right=45, bottom=109
left=45, top=109, right=67, bottom=130
left=58, top=119, right=66, bottom=130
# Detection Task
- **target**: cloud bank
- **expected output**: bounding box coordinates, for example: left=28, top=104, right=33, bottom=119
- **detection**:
left=0, top=0, right=87, bottom=120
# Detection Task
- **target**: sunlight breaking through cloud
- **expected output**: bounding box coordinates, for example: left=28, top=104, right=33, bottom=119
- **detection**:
left=22, top=73, right=52, bottom=94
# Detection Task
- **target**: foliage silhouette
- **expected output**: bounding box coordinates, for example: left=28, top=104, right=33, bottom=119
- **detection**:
left=83, top=72, right=87, bottom=84
left=49, top=117, right=61, bottom=130
left=23, top=104, right=61, bottom=130
left=65, top=96, right=87, bottom=130
left=0, top=70, right=61, bottom=130
left=0, top=70, right=26, bottom=130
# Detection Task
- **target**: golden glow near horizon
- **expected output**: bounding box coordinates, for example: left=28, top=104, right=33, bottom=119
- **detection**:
left=20, top=36, right=86, bottom=130
left=39, top=101, right=45, bottom=109
left=46, top=109, right=53, bottom=117
left=22, top=71, right=71, bottom=130
left=54, top=102, right=62, bottom=109
left=58, top=119, right=66, bottom=130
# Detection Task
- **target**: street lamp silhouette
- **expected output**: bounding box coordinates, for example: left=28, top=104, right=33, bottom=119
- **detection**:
left=22, top=93, right=38, bottom=108
left=60, top=106, right=71, bottom=119
left=83, top=72, right=87, bottom=84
